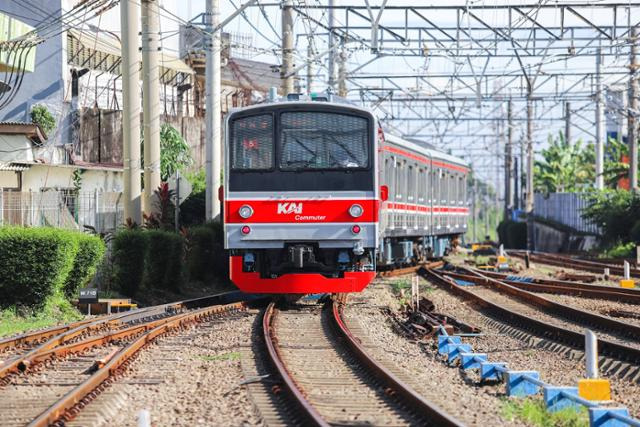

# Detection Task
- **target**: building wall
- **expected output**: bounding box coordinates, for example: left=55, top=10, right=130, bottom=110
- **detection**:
left=20, top=165, right=122, bottom=192
left=0, top=0, right=71, bottom=148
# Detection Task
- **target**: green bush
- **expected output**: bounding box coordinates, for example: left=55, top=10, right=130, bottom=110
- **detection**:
left=112, top=230, right=147, bottom=297
left=606, top=242, right=636, bottom=259
left=145, top=230, right=184, bottom=292
left=187, top=221, right=228, bottom=282
left=30, top=104, right=56, bottom=136
left=583, top=190, right=640, bottom=247
left=0, top=227, right=78, bottom=308
left=63, top=233, right=106, bottom=298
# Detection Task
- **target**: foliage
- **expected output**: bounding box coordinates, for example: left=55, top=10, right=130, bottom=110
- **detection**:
left=604, top=241, right=636, bottom=259
left=582, top=189, right=640, bottom=247
left=143, top=183, right=175, bottom=230
left=534, top=132, right=594, bottom=194
left=30, top=104, right=56, bottom=136
left=0, top=227, right=79, bottom=309
left=63, top=233, right=106, bottom=298
left=0, top=293, right=82, bottom=337
left=144, top=230, right=184, bottom=292
left=160, top=124, right=193, bottom=180
left=112, top=230, right=148, bottom=297
left=501, top=398, right=588, bottom=427
left=186, top=222, right=226, bottom=282
left=601, top=137, right=630, bottom=187
left=185, top=169, right=207, bottom=193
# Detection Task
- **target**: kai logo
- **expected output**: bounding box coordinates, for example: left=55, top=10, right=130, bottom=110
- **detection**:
left=277, top=202, right=303, bottom=215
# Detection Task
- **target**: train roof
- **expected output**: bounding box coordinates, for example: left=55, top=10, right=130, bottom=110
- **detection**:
left=384, top=133, right=469, bottom=169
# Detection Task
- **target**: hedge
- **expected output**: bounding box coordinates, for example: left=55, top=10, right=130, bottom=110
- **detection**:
left=0, top=227, right=79, bottom=308
left=144, top=230, right=184, bottom=292
left=63, top=233, right=106, bottom=298
left=112, top=230, right=147, bottom=297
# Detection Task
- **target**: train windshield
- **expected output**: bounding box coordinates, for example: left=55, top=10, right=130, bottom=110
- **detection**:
left=231, top=114, right=274, bottom=170
left=279, top=112, right=369, bottom=170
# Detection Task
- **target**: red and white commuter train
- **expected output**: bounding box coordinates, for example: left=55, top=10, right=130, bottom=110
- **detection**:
left=223, top=97, right=469, bottom=294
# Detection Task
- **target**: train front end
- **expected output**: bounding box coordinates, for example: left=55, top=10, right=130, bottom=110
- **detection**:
left=224, top=101, right=378, bottom=294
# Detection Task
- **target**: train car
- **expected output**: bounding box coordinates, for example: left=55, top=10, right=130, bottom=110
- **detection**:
left=223, top=96, right=468, bottom=294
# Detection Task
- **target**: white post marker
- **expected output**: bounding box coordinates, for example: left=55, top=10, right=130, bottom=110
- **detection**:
left=137, top=410, right=151, bottom=427
left=585, top=329, right=598, bottom=379
left=604, top=268, right=610, bottom=280
left=624, top=261, right=631, bottom=280
left=499, top=244, right=505, bottom=257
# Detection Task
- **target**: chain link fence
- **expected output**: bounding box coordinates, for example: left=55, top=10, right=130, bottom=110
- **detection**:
left=0, top=189, right=124, bottom=232
left=534, top=192, right=600, bottom=235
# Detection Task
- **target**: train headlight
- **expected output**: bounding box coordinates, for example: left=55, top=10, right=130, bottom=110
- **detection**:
left=349, top=204, right=364, bottom=218
left=238, top=204, right=254, bottom=219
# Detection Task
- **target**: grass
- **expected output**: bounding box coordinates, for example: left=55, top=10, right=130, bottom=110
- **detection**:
left=0, top=293, right=83, bottom=338
left=390, top=279, right=411, bottom=294
left=198, top=351, right=241, bottom=362
left=501, top=397, right=589, bottom=427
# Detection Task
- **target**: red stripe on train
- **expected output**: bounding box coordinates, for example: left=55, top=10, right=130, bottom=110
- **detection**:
left=225, top=199, right=379, bottom=223
left=381, top=145, right=469, bottom=173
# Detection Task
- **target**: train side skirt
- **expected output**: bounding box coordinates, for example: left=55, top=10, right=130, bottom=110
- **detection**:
left=229, top=256, right=375, bottom=293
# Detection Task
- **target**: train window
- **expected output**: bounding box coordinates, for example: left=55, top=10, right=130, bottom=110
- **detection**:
left=230, top=114, right=274, bottom=170
left=395, top=160, right=403, bottom=200
left=407, top=165, right=414, bottom=202
left=418, top=168, right=425, bottom=204
left=279, top=112, right=369, bottom=170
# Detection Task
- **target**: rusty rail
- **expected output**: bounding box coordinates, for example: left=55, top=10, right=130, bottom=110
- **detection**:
left=510, top=251, right=640, bottom=278
left=421, top=268, right=640, bottom=364
left=330, top=301, right=463, bottom=427
left=377, top=261, right=444, bottom=278
left=262, top=302, right=329, bottom=427
left=28, top=302, right=246, bottom=427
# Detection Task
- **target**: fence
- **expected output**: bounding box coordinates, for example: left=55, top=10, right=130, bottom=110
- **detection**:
left=533, top=192, right=600, bottom=235
left=0, top=190, right=124, bottom=233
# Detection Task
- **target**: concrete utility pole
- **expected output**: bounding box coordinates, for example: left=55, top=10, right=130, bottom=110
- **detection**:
left=595, top=48, right=605, bottom=190
left=630, top=27, right=639, bottom=191
left=328, top=0, right=335, bottom=90
left=120, top=0, right=142, bottom=224
left=205, top=0, right=222, bottom=221
left=306, top=42, right=314, bottom=95
left=504, top=99, right=512, bottom=219
left=526, top=93, right=534, bottom=250
left=281, top=0, right=294, bottom=95
left=141, top=0, right=161, bottom=213
left=337, top=40, right=347, bottom=97
left=564, top=101, right=571, bottom=144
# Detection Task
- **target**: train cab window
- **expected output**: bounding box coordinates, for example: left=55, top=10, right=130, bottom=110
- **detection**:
left=279, top=112, right=369, bottom=170
left=230, top=114, right=274, bottom=170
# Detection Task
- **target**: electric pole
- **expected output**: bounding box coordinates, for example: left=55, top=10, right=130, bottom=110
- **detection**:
left=337, top=39, right=347, bottom=97
left=504, top=99, right=512, bottom=219
left=595, top=48, right=605, bottom=190
left=205, top=0, right=222, bottom=221
left=565, top=101, right=571, bottom=144
left=141, top=0, right=161, bottom=213
left=328, top=0, right=335, bottom=90
left=630, top=27, right=639, bottom=191
left=281, top=0, right=294, bottom=95
left=120, top=0, right=142, bottom=224
left=526, top=92, right=534, bottom=250
left=307, top=42, right=314, bottom=95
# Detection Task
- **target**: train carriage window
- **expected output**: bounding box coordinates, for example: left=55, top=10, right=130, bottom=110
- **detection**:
left=231, top=114, right=274, bottom=170
left=407, top=165, right=414, bottom=202
left=279, top=112, right=369, bottom=170
left=418, top=168, right=425, bottom=204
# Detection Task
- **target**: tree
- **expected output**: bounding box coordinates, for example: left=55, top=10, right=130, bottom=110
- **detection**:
left=30, top=105, right=56, bottom=136
left=141, top=124, right=193, bottom=182
left=534, top=131, right=594, bottom=194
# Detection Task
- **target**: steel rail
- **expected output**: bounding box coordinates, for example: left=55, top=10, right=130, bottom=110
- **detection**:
left=262, top=302, right=329, bottom=427
left=421, top=268, right=640, bottom=364
left=510, top=251, right=640, bottom=278
left=0, top=317, right=97, bottom=351
left=330, top=301, right=463, bottom=427
left=377, top=260, right=444, bottom=277
left=478, top=269, right=640, bottom=303
left=450, top=267, right=640, bottom=341
left=28, top=301, right=246, bottom=427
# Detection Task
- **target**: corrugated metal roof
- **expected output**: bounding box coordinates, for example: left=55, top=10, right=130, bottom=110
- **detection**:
left=0, top=162, right=30, bottom=171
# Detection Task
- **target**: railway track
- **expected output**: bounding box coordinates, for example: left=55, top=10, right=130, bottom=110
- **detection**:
left=422, top=268, right=640, bottom=382
left=1, top=301, right=247, bottom=426
left=377, top=260, right=444, bottom=278
left=262, top=300, right=461, bottom=426
left=510, top=250, right=640, bottom=278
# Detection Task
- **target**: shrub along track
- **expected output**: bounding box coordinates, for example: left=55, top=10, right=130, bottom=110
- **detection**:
left=0, top=301, right=247, bottom=427
left=423, top=268, right=640, bottom=382
left=261, top=300, right=461, bottom=426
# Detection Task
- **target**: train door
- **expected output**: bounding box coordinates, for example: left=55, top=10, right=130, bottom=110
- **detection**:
left=418, top=167, right=426, bottom=230
left=407, top=164, right=415, bottom=229
left=394, top=158, right=403, bottom=229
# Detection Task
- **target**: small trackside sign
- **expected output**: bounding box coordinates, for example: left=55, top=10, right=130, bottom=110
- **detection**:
left=277, top=202, right=303, bottom=214
left=79, top=288, right=98, bottom=303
